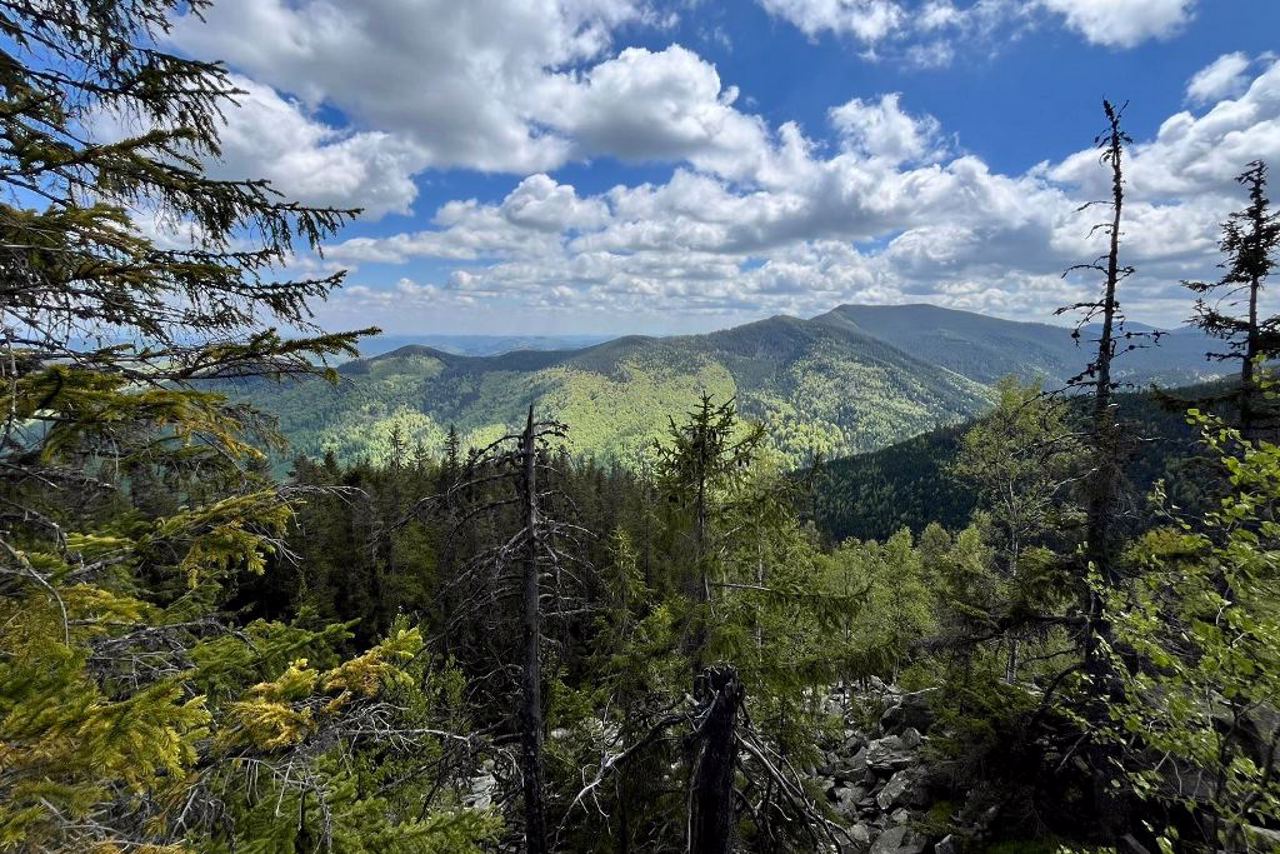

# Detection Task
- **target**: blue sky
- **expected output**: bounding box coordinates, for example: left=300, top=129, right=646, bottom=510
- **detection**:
left=164, top=0, right=1280, bottom=335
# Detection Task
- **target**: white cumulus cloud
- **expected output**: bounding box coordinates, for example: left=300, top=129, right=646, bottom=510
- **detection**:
left=550, top=45, right=769, bottom=168
left=830, top=93, right=944, bottom=163
left=1036, top=0, right=1196, bottom=48
left=152, top=0, right=1277, bottom=330
left=168, top=1, right=793, bottom=193
left=212, top=78, right=429, bottom=219
left=319, top=59, right=1280, bottom=330
left=756, top=0, right=906, bottom=42
left=758, top=0, right=1195, bottom=63
left=169, top=0, right=651, bottom=173
left=1186, top=51, right=1254, bottom=104
left=1050, top=59, right=1280, bottom=198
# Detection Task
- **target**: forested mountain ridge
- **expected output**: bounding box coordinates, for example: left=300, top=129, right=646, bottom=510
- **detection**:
left=812, top=377, right=1229, bottom=544
left=251, top=312, right=994, bottom=465
left=245, top=305, right=1225, bottom=467
left=815, top=303, right=1222, bottom=387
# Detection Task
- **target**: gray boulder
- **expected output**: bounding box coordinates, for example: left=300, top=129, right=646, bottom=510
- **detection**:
left=870, top=825, right=927, bottom=854
left=879, top=689, right=937, bottom=734
left=877, top=769, right=916, bottom=810
left=866, top=736, right=915, bottom=772
left=831, top=784, right=864, bottom=819
left=464, top=773, right=496, bottom=810
left=842, top=746, right=869, bottom=779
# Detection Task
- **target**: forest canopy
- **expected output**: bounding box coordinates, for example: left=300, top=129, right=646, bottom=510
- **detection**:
left=2, top=3, right=1280, bottom=854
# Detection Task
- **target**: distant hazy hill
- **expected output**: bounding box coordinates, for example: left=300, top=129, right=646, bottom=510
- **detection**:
left=241, top=304, right=1232, bottom=468
left=356, top=333, right=612, bottom=358
left=816, top=304, right=1222, bottom=388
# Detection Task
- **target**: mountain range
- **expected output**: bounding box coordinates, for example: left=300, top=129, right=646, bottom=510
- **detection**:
left=355, top=333, right=613, bottom=358
left=245, top=304, right=1230, bottom=467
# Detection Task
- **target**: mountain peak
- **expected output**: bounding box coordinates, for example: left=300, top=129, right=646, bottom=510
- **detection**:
left=372, top=344, right=454, bottom=361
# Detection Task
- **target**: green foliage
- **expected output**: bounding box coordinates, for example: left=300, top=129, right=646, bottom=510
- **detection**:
left=1106, top=408, right=1280, bottom=850
left=0, top=2, right=494, bottom=850
left=951, top=377, right=1086, bottom=569
left=815, top=378, right=1229, bottom=545
left=819, top=529, right=936, bottom=683
left=813, top=423, right=975, bottom=542
left=235, top=314, right=997, bottom=472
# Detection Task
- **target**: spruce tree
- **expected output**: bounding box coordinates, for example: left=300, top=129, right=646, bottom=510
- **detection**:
left=653, top=395, right=765, bottom=674
left=950, top=377, right=1085, bottom=681
left=1186, top=161, right=1280, bottom=441
left=0, top=3, right=488, bottom=851
left=406, top=409, right=579, bottom=854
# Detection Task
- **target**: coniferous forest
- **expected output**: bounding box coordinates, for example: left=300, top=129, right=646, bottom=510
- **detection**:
left=4, top=3, right=1280, bottom=854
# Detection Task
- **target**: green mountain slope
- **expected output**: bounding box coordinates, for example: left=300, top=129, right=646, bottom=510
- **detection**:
left=239, top=304, right=1232, bottom=468
left=249, top=315, right=993, bottom=466
left=813, top=380, right=1229, bottom=544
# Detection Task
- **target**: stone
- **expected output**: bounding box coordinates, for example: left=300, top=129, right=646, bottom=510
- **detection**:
left=900, top=727, right=923, bottom=749
left=866, top=736, right=914, bottom=772
left=1213, top=705, right=1280, bottom=767
left=1119, top=834, right=1153, bottom=854
left=879, top=689, right=937, bottom=734
left=870, top=825, right=927, bottom=854
left=890, top=808, right=910, bottom=824
left=464, top=773, right=496, bottom=810
left=876, top=769, right=915, bottom=810
left=832, top=785, right=861, bottom=818
left=842, top=746, right=869, bottom=778
left=935, top=835, right=959, bottom=854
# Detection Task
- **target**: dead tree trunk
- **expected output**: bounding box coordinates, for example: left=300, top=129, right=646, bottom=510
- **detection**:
left=688, top=665, right=743, bottom=854
left=398, top=409, right=579, bottom=852
left=518, top=405, right=548, bottom=854
left=1065, top=99, right=1135, bottom=836
left=1082, top=100, right=1128, bottom=707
